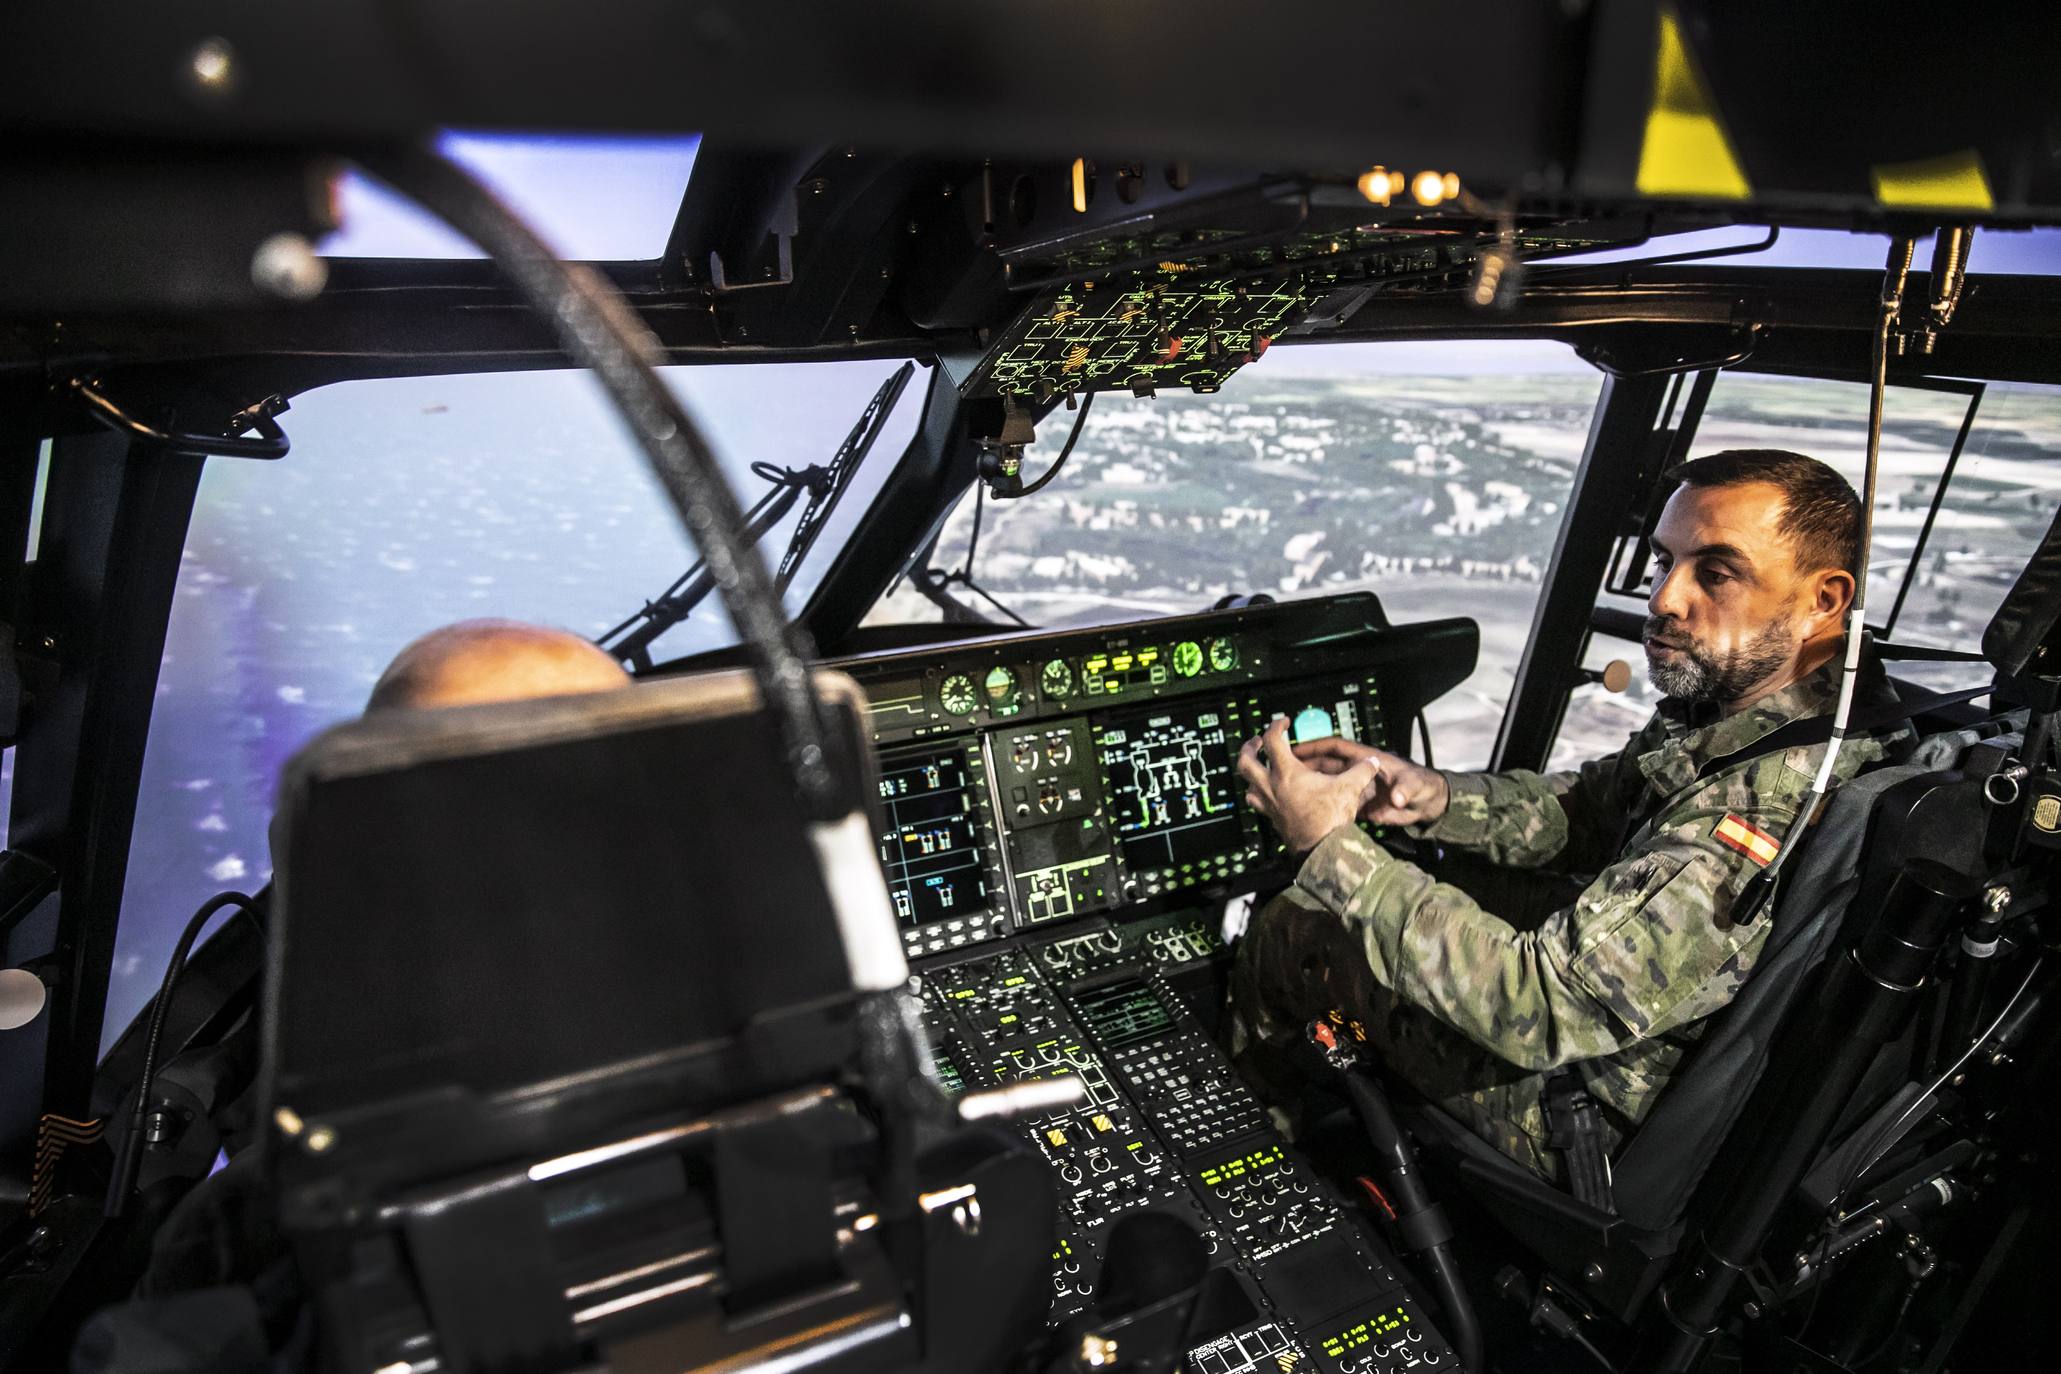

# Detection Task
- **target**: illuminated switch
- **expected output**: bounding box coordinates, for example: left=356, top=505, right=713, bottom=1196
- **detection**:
left=1091, top=1114, right=1114, bottom=1133
left=1047, top=1128, right=1069, bottom=1147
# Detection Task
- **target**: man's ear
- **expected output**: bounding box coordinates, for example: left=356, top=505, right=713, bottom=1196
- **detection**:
left=1809, top=568, right=1856, bottom=631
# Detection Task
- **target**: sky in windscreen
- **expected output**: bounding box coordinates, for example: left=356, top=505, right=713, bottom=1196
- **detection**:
left=321, top=132, right=703, bottom=260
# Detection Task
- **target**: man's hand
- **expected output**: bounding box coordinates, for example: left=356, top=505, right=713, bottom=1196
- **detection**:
left=1291, top=736, right=1451, bottom=829
left=1237, top=718, right=1384, bottom=853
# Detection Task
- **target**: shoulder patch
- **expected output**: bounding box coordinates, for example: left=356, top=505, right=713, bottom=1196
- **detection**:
left=1714, top=813, right=1781, bottom=867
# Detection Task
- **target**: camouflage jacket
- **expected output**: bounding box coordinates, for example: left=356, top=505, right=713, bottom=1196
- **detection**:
left=1292, top=655, right=1901, bottom=1166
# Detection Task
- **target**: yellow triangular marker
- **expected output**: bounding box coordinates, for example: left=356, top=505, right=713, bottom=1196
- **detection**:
left=1871, top=150, right=1995, bottom=212
left=1636, top=6, right=1752, bottom=200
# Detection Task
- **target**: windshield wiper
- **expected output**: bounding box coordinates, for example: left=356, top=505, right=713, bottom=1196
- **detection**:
left=601, top=361, right=917, bottom=671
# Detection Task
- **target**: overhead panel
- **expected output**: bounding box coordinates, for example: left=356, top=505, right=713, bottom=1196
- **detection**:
left=957, top=170, right=1648, bottom=401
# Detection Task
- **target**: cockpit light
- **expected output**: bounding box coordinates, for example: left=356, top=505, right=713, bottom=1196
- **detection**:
left=1356, top=167, right=1407, bottom=206
left=1410, top=171, right=1462, bottom=207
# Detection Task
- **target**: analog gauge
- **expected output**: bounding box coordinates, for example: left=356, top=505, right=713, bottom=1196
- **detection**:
left=1207, top=636, right=1240, bottom=672
left=983, top=664, right=1022, bottom=709
left=1041, top=657, right=1075, bottom=700
left=1171, top=640, right=1204, bottom=678
left=939, top=673, right=979, bottom=715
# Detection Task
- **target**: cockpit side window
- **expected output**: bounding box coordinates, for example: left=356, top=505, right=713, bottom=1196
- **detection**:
left=102, top=358, right=921, bottom=1050
left=1877, top=381, right=2061, bottom=691
left=867, top=340, right=1602, bottom=769
left=1556, top=372, right=2061, bottom=768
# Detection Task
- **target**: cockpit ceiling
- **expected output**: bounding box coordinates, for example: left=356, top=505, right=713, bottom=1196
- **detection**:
left=4, top=0, right=2058, bottom=219
left=4, top=1, right=2061, bottom=391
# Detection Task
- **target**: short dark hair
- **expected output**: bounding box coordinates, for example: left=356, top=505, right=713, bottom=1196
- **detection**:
left=1666, top=449, right=1861, bottom=577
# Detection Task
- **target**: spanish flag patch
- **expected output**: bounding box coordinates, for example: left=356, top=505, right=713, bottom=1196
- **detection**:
left=1714, top=813, right=1781, bottom=866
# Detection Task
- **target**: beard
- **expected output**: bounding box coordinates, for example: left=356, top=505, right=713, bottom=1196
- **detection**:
left=1642, top=615, right=1796, bottom=705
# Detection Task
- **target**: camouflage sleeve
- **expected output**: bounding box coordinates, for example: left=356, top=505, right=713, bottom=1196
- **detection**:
left=1410, top=769, right=1572, bottom=868
left=1294, top=811, right=1780, bottom=1071
left=1414, top=729, right=1653, bottom=872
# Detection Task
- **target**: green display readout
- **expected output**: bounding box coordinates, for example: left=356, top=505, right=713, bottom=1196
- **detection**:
left=1081, top=645, right=1163, bottom=696
left=1197, top=1144, right=1284, bottom=1188
left=1319, top=1307, right=1412, bottom=1359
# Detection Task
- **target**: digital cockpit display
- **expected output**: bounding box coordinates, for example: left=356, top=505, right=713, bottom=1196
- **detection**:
left=1240, top=673, right=1390, bottom=852
left=1094, top=699, right=1257, bottom=889
left=875, top=745, right=991, bottom=928
left=1247, top=674, right=1387, bottom=752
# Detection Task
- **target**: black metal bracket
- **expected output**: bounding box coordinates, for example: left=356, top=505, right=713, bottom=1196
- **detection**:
left=707, top=186, right=798, bottom=294
left=68, top=377, right=291, bottom=460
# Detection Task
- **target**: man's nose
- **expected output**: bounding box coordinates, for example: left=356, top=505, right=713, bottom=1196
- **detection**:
left=1650, top=563, right=1692, bottom=621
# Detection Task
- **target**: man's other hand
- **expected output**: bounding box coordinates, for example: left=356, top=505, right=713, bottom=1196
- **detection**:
left=1288, top=735, right=1451, bottom=829
left=1238, top=718, right=1384, bottom=853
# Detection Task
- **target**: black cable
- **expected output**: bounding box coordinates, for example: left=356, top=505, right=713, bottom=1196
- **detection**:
left=912, top=475, right=1031, bottom=627
left=1851, top=1284, right=1921, bottom=1369
left=999, top=392, right=1095, bottom=499
left=1340, top=1072, right=1484, bottom=1374
left=355, top=150, right=953, bottom=1225
left=105, top=890, right=262, bottom=1219
left=963, top=478, right=986, bottom=574
left=957, top=577, right=1033, bottom=628
left=1415, top=712, right=1436, bottom=769
left=354, top=144, right=844, bottom=822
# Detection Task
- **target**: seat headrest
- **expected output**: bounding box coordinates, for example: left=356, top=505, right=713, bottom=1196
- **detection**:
left=262, top=669, right=879, bottom=1179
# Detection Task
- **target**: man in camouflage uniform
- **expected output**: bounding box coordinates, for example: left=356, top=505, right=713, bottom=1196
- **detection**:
left=1233, top=450, right=1899, bottom=1178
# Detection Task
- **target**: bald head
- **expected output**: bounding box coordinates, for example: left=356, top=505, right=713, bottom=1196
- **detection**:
left=367, top=619, right=630, bottom=714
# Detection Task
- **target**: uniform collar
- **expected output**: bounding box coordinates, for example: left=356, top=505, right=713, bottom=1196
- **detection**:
left=1636, top=649, right=1887, bottom=795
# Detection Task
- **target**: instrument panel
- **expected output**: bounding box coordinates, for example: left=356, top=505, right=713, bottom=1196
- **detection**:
left=832, top=592, right=1477, bottom=961
left=834, top=594, right=1478, bottom=1370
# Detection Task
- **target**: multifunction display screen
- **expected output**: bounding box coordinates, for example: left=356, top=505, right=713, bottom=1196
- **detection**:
left=1246, top=674, right=1386, bottom=752
left=875, top=745, right=992, bottom=928
left=1095, top=700, right=1259, bottom=893
left=1241, top=674, right=1389, bottom=854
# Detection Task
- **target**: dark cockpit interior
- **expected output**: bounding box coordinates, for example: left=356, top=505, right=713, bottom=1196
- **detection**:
left=4, top=5, right=2061, bottom=1373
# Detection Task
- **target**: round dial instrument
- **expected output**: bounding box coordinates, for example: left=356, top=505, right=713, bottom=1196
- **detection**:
left=938, top=673, right=979, bottom=715
left=983, top=664, right=1022, bottom=709
left=1207, top=636, right=1240, bottom=672
left=1040, top=657, right=1075, bottom=700
left=1171, top=640, right=1204, bottom=678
